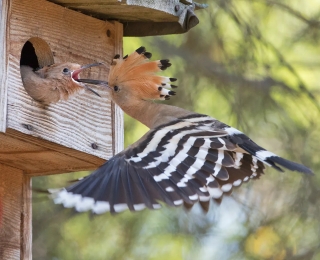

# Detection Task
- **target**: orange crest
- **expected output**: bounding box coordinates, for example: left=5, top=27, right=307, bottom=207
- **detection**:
left=108, top=46, right=177, bottom=100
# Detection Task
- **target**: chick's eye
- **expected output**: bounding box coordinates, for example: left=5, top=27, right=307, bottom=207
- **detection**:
left=114, top=86, right=119, bottom=92
left=62, top=68, right=69, bottom=74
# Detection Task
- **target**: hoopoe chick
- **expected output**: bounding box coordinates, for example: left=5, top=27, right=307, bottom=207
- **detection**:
left=52, top=46, right=312, bottom=214
left=20, top=62, right=101, bottom=105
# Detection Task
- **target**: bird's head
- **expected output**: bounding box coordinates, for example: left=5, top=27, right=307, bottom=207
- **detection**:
left=35, top=62, right=101, bottom=98
left=77, top=46, right=177, bottom=105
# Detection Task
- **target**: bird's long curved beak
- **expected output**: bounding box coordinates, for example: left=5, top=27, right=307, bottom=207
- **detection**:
left=76, top=79, right=111, bottom=89
left=72, top=63, right=102, bottom=80
left=82, top=85, right=101, bottom=97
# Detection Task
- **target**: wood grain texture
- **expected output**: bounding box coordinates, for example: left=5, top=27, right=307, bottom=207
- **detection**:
left=0, top=0, right=9, bottom=132
left=111, top=21, right=124, bottom=155
left=21, top=175, right=32, bottom=260
left=0, top=150, right=98, bottom=175
left=48, top=0, right=182, bottom=22
left=28, top=37, right=54, bottom=67
left=5, top=129, right=105, bottom=165
left=0, top=130, right=105, bottom=175
left=7, top=0, right=123, bottom=160
left=0, top=164, right=24, bottom=260
left=0, top=133, right=46, bottom=153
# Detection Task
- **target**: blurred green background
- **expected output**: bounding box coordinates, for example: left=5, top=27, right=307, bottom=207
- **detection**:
left=33, top=0, right=320, bottom=259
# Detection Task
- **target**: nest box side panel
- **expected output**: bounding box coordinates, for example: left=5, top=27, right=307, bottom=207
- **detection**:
left=0, top=0, right=9, bottom=133
left=0, top=164, right=30, bottom=260
left=112, top=21, right=124, bottom=155
left=6, top=0, right=123, bottom=160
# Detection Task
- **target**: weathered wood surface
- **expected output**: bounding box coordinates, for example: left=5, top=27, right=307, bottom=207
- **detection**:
left=0, top=0, right=9, bottom=132
left=49, top=0, right=182, bottom=22
left=21, top=175, right=32, bottom=260
left=111, top=21, right=124, bottom=155
left=0, top=164, right=28, bottom=260
left=6, top=0, right=124, bottom=160
left=0, top=129, right=105, bottom=175
left=28, top=37, right=55, bottom=68
left=47, top=0, right=204, bottom=36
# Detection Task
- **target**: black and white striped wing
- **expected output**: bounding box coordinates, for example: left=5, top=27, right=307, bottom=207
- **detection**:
left=53, top=115, right=312, bottom=214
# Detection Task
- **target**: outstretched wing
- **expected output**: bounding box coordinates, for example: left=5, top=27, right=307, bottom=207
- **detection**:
left=53, top=115, right=312, bottom=214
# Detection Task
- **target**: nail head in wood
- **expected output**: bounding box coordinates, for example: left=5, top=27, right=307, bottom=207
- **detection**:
left=22, top=124, right=33, bottom=131
left=91, top=143, right=99, bottom=150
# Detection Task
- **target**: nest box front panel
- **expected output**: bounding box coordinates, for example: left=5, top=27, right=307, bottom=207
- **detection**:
left=6, top=0, right=123, bottom=160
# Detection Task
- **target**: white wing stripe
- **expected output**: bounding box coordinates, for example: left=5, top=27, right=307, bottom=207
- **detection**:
left=130, top=121, right=193, bottom=162
left=217, top=137, right=227, bottom=150
left=234, top=152, right=244, bottom=169
left=223, top=126, right=243, bottom=135
left=255, top=150, right=277, bottom=161
left=144, top=129, right=202, bottom=169
left=183, top=116, right=212, bottom=123
left=212, top=150, right=224, bottom=177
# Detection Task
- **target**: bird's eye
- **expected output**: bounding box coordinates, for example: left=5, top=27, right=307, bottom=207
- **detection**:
left=114, top=86, right=120, bottom=92
left=62, top=68, right=69, bottom=74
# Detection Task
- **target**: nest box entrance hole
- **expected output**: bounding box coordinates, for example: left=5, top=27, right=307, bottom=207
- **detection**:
left=20, top=37, right=54, bottom=69
left=20, top=37, right=55, bottom=102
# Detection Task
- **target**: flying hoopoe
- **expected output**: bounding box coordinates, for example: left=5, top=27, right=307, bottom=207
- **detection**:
left=52, top=47, right=312, bottom=214
left=20, top=62, right=101, bottom=104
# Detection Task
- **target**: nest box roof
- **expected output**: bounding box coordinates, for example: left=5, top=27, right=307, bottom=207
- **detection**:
left=48, top=0, right=208, bottom=36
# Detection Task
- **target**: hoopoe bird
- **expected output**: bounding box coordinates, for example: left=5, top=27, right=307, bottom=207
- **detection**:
left=20, top=62, right=101, bottom=104
left=52, top=47, right=312, bottom=214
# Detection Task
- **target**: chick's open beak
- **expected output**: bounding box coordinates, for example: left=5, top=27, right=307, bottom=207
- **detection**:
left=71, top=63, right=102, bottom=81
left=72, top=63, right=103, bottom=97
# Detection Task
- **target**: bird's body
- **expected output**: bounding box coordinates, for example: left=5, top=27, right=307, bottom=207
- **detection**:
left=53, top=47, right=312, bottom=214
left=20, top=62, right=100, bottom=104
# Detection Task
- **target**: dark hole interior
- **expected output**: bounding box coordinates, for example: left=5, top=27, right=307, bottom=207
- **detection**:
left=20, top=41, right=39, bottom=70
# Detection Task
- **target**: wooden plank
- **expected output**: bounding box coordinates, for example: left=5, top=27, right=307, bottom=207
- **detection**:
left=0, top=133, right=46, bottom=153
left=48, top=0, right=181, bottom=22
left=0, top=150, right=99, bottom=175
left=0, top=130, right=106, bottom=175
left=21, top=175, right=32, bottom=260
left=46, top=0, right=204, bottom=36
left=111, top=21, right=124, bottom=155
left=0, top=0, right=9, bottom=132
left=0, top=163, right=24, bottom=260
left=5, top=129, right=105, bottom=166
left=7, top=0, right=119, bottom=160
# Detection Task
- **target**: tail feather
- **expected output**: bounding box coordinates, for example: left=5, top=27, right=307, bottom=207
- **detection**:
left=267, top=156, right=313, bottom=175
left=239, top=143, right=313, bottom=175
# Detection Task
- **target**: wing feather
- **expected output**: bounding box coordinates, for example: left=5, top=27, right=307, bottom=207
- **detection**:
left=53, top=116, right=312, bottom=213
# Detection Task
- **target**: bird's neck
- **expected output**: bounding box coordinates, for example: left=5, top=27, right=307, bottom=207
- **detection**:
left=114, top=98, right=193, bottom=129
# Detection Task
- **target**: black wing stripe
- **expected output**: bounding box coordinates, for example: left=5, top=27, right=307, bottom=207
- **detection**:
left=105, top=165, right=122, bottom=213
left=175, top=161, right=211, bottom=198
left=136, top=146, right=200, bottom=205
left=144, top=168, right=177, bottom=207
left=121, top=163, right=135, bottom=211
left=151, top=164, right=195, bottom=205
left=128, top=171, right=152, bottom=211
left=154, top=164, right=198, bottom=204
left=109, top=166, right=127, bottom=213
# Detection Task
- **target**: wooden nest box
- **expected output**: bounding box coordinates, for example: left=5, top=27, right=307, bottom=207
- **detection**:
left=0, top=0, right=205, bottom=259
